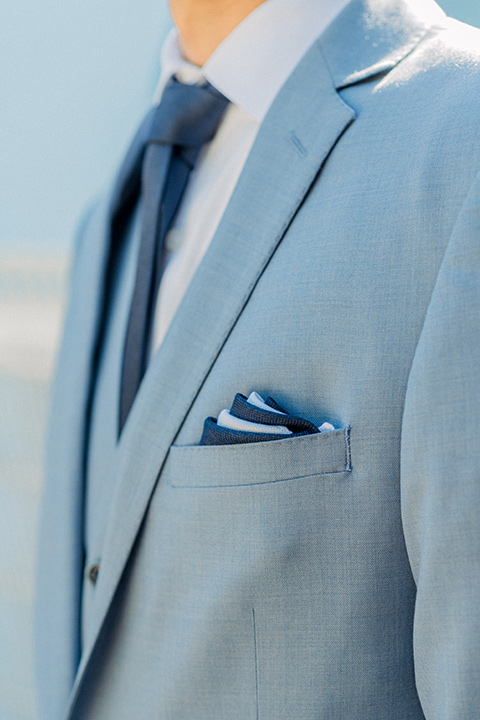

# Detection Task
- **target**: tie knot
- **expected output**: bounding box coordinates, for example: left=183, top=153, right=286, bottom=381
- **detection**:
left=147, top=77, right=229, bottom=149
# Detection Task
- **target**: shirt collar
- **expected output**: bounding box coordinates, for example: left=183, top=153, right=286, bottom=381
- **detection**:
left=155, top=0, right=351, bottom=123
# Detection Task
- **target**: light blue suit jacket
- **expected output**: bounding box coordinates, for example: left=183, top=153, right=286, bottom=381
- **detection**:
left=36, top=1, right=480, bottom=718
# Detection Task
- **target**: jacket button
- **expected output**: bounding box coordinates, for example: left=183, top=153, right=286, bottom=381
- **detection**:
left=86, top=562, right=100, bottom=586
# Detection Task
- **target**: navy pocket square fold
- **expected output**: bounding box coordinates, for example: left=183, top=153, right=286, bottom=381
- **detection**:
left=200, top=391, right=334, bottom=446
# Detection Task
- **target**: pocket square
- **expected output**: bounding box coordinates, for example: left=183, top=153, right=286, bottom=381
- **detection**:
left=200, top=391, right=334, bottom=446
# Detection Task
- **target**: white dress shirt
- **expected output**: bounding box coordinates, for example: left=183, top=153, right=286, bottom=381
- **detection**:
left=152, top=0, right=350, bottom=352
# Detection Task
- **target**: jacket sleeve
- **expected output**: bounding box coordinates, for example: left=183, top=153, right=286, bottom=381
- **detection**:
left=401, top=169, right=480, bottom=718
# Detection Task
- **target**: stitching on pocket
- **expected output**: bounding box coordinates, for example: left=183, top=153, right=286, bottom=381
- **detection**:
left=252, top=608, right=259, bottom=720
left=170, top=468, right=351, bottom=489
left=345, top=426, right=352, bottom=471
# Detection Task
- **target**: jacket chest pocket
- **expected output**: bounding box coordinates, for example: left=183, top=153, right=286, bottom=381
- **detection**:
left=166, top=427, right=351, bottom=488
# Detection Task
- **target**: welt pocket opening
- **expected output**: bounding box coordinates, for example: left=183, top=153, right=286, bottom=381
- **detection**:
left=167, top=427, right=351, bottom=488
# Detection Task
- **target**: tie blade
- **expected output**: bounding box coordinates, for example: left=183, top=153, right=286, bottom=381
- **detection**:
left=117, top=78, right=230, bottom=435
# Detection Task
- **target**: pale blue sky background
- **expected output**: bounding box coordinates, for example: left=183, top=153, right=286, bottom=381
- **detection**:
left=0, top=0, right=479, bottom=252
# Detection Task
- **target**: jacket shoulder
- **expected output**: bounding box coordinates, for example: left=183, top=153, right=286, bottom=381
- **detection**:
left=419, top=17, right=480, bottom=85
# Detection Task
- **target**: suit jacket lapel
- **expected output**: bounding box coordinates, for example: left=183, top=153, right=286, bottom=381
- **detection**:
left=64, top=1, right=446, bottom=715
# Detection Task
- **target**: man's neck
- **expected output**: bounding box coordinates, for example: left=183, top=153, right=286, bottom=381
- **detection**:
left=169, top=0, right=268, bottom=66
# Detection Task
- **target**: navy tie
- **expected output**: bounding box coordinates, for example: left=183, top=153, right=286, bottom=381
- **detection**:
left=112, top=78, right=229, bottom=434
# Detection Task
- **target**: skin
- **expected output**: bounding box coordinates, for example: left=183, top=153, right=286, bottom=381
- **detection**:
left=169, top=0, right=268, bottom=66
